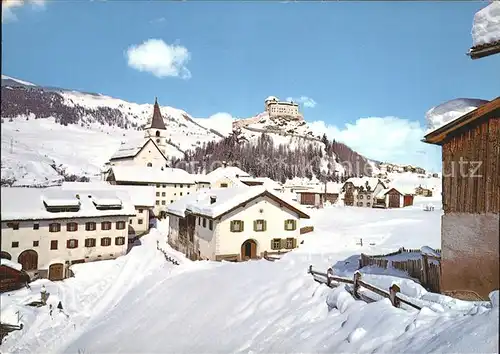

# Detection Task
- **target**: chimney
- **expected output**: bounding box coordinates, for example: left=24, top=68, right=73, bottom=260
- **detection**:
left=210, top=196, right=217, bottom=204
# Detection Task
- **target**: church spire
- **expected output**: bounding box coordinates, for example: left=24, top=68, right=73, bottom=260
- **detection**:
left=150, top=97, right=166, bottom=130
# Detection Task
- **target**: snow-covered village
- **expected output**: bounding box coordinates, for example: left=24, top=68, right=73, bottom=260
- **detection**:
left=1, top=1, right=499, bottom=353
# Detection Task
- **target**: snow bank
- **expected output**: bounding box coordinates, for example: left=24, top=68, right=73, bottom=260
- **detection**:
left=425, top=98, right=489, bottom=134
left=472, top=1, right=500, bottom=47
left=1, top=258, right=22, bottom=271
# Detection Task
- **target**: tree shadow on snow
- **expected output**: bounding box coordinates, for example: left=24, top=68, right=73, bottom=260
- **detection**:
left=127, top=238, right=142, bottom=254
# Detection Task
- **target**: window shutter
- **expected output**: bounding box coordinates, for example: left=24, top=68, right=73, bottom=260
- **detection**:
left=241, top=221, right=244, bottom=232
left=284, top=220, right=287, bottom=230
left=74, top=240, right=78, bottom=248
left=66, top=240, right=70, bottom=248
left=263, top=220, right=267, bottom=231
left=253, top=220, right=257, bottom=231
left=270, top=239, right=275, bottom=250
left=230, top=221, right=234, bottom=232
left=293, top=220, right=297, bottom=231
left=292, top=238, right=297, bottom=248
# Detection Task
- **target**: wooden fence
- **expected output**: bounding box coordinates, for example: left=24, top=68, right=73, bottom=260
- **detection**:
left=359, top=248, right=441, bottom=293
left=308, top=266, right=422, bottom=310
left=156, top=241, right=180, bottom=266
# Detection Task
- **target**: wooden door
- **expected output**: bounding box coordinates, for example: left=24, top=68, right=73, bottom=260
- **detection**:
left=388, top=193, right=400, bottom=208
left=241, top=240, right=257, bottom=260
left=403, top=195, right=413, bottom=207
left=48, top=263, right=64, bottom=281
left=17, top=250, right=38, bottom=271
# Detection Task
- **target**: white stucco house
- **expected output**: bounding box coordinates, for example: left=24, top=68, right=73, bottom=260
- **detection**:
left=165, top=186, right=310, bottom=262
left=106, top=165, right=198, bottom=217
left=61, top=181, right=156, bottom=236
left=341, top=177, right=386, bottom=207
left=1, top=187, right=135, bottom=281
left=205, top=165, right=250, bottom=188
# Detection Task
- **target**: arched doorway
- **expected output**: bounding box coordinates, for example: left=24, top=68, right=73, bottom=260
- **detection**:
left=0, top=251, right=12, bottom=260
left=241, top=240, right=257, bottom=260
left=17, top=250, right=38, bottom=271
left=48, top=263, right=65, bottom=281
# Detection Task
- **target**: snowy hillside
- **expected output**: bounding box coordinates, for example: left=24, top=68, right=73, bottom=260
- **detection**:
left=2, top=201, right=498, bottom=353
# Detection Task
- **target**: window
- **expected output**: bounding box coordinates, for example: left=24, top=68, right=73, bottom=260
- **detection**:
left=116, top=221, right=126, bottom=230
left=367, top=202, right=371, bottom=207
left=187, top=192, right=190, bottom=195
left=101, top=221, right=111, bottom=230
left=162, top=192, right=166, bottom=197
left=357, top=202, right=363, bottom=207
left=367, top=195, right=371, bottom=200
left=156, top=139, right=160, bottom=144
left=85, top=222, right=96, bottom=231
left=230, top=220, right=244, bottom=232
left=156, top=200, right=160, bottom=205
left=138, top=209, right=143, bottom=213
left=33, top=223, right=39, bottom=230
left=101, top=237, right=112, bottom=247
left=115, top=237, right=126, bottom=246
left=271, top=238, right=282, bottom=250
left=155, top=130, right=160, bottom=137
left=50, top=240, right=58, bottom=250
left=209, top=220, right=213, bottom=231
left=359, top=194, right=364, bottom=199
left=162, top=184, right=166, bottom=188
left=254, top=219, right=266, bottom=232
left=85, top=238, right=96, bottom=247
left=7, top=222, right=19, bottom=230
left=180, top=192, right=183, bottom=196
left=33, top=240, right=39, bottom=247
left=221, top=183, right=228, bottom=188
left=284, top=219, right=297, bottom=231
left=285, top=238, right=295, bottom=249
left=156, top=192, right=160, bottom=197
left=129, top=219, right=133, bottom=224
left=170, top=200, right=174, bottom=203
left=147, top=162, right=153, bottom=167
left=67, top=239, right=78, bottom=249
left=187, top=185, right=191, bottom=188
left=138, top=219, right=143, bottom=225
left=11, top=241, right=19, bottom=248
left=202, top=218, right=207, bottom=228
left=156, top=184, right=160, bottom=188
left=67, top=222, right=78, bottom=232
left=198, top=217, right=200, bottom=226
left=180, top=184, right=183, bottom=188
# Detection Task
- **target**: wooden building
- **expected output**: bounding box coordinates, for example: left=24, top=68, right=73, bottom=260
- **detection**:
left=373, top=188, right=414, bottom=209
left=423, top=97, right=499, bottom=300
left=1, top=259, right=30, bottom=293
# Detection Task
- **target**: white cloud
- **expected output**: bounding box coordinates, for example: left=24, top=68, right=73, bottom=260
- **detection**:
left=126, top=39, right=191, bottom=79
left=286, top=96, right=317, bottom=108
left=194, top=112, right=234, bottom=137
left=2, top=0, right=45, bottom=22
left=150, top=17, right=166, bottom=24
left=309, top=116, right=442, bottom=172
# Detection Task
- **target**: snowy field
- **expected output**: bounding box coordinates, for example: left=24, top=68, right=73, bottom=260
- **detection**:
left=1, top=198, right=498, bottom=354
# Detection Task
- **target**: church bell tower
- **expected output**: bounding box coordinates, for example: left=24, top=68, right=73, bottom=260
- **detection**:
left=144, top=97, right=167, bottom=154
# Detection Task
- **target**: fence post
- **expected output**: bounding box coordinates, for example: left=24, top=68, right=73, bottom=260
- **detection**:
left=422, top=254, right=429, bottom=289
left=326, top=267, right=333, bottom=287
left=389, top=284, right=401, bottom=308
left=353, top=271, right=361, bottom=299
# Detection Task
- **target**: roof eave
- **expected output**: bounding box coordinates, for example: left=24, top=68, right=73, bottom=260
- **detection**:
left=468, top=42, right=500, bottom=60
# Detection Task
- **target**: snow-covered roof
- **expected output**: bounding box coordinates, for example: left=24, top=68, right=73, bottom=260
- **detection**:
left=0, top=258, right=23, bottom=272
left=295, top=182, right=342, bottom=194
left=61, top=182, right=156, bottom=207
left=265, top=96, right=279, bottom=102
left=205, top=166, right=251, bottom=182
left=110, top=165, right=196, bottom=185
left=111, top=138, right=146, bottom=160
left=425, top=98, right=489, bottom=134
left=167, top=186, right=309, bottom=219
left=344, top=177, right=383, bottom=191
left=1, top=187, right=136, bottom=222
left=239, top=176, right=282, bottom=190
left=471, top=1, right=500, bottom=47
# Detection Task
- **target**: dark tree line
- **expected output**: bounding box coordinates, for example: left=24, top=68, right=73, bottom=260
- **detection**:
left=176, top=131, right=373, bottom=183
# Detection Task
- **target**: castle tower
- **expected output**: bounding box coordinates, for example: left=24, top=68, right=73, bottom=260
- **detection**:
left=144, top=97, right=167, bottom=154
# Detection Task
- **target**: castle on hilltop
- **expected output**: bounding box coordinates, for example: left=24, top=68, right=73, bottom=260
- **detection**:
left=264, top=96, right=303, bottom=120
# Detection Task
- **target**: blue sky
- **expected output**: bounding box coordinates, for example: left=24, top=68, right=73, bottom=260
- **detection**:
left=3, top=1, right=499, bottom=172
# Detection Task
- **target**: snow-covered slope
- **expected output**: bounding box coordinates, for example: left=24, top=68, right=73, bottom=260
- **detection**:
left=2, top=204, right=498, bottom=353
